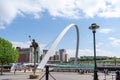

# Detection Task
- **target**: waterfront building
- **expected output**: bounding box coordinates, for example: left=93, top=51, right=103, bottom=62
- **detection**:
left=43, top=49, right=48, bottom=55
left=59, top=49, right=66, bottom=62
left=40, top=49, right=68, bottom=63
left=65, top=53, right=69, bottom=62
left=16, top=46, right=40, bottom=63
left=16, top=47, right=30, bottom=63
left=54, top=51, right=60, bottom=61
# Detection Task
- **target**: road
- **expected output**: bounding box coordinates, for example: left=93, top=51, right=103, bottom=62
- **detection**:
left=0, top=70, right=116, bottom=80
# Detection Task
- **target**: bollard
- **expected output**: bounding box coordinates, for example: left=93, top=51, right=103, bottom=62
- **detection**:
left=116, top=70, right=120, bottom=80
left=46, top=66, right=49, bottom=80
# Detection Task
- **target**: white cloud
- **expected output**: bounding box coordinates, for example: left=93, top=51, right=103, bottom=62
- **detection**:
left=0, top=0, right=43, bottom=29
left=11, top=41, right=46, bottom=50
left=99, top=0, right=120, bottom=18
left=96, top=49, right=114, bottom=57
left=11, top=41, right=31, bottom=48
left=96, top=43, right=104, bottom=48
left=109, top=37, right=120, bottom=47
left=99, top=28, right=113, bottom=34
left=39, top=0, right=80, bottom=19
left=67, top=49, right=92, bottom=58
left=67, top=48, right=115, bottom=58
left=1, top=0, right=120, bottom=29
left=75, top=0, right=107, bottom=18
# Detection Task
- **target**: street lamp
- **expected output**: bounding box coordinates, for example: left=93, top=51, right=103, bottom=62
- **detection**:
left=31, top=39, right=39, bottom=75
left=89, top=23, right=99, bottom=80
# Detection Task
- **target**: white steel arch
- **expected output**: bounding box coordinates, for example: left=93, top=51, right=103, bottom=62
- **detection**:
left=37, top=24, right=79, bottom=69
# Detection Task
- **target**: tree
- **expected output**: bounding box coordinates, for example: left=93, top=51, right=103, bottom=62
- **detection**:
left=0, top=38, right=19, bottom=75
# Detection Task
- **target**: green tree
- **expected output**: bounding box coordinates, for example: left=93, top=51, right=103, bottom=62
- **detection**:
left=0, top=38, right=19, bottom=75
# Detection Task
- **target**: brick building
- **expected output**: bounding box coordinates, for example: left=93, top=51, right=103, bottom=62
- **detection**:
left=16, top=47, right=40, bottom=63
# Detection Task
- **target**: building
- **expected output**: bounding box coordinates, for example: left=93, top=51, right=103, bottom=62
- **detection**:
left=54, top=51, right=60, bottom=61
left=16, top=46, right=40, bottom=63
left=65, top=53, right=69, bottom=62
left=43, top=49, right=48, bottom=55
left=16, top=47, right=30, bottom=63
left=39, top=49, right=48, bottom=61
left=40, top=49, right=68, bottom=63
left=59, top=49, right=66, bottom=62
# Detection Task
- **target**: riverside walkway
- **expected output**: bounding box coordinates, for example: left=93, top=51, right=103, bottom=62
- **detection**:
left=0, top=70, right=116, bottom=80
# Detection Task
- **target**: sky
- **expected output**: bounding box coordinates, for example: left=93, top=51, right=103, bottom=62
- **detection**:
left=1, top=0, right=120, bottom=58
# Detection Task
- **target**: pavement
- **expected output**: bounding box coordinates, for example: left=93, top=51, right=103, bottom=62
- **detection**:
left=0, top=70, right=116, bottom=80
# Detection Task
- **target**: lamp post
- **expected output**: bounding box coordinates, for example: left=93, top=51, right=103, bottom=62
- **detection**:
left=89, top=23, right=99, bottom=80
left=31, top=39, right=39, bottom=75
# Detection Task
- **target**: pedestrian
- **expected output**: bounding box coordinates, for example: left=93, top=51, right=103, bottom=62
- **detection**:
left=13, top=64, right=18, bottom=75
left=24, top=67, right=26, bottom=73
left=14, top=69, right=16, bottom=74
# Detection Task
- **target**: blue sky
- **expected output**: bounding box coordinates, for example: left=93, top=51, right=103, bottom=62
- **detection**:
left=1, top=0, right=120, bottom=57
